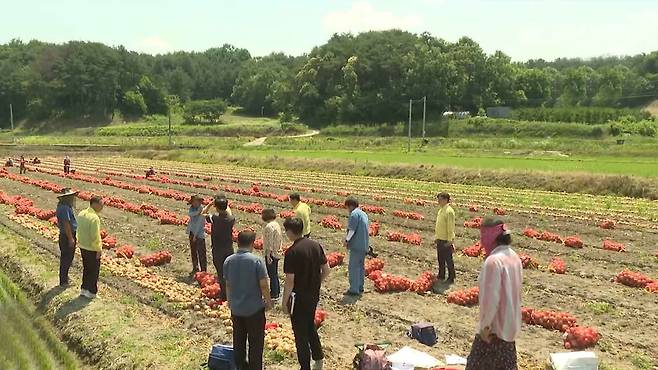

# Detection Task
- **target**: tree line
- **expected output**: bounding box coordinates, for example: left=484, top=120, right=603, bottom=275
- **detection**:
left=0, top=30, right=656, bottom=127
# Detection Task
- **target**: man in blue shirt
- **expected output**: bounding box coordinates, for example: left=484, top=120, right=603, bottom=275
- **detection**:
left=224, top=231, right=272, bottom=370
left=343, top=197, right=369, bottom=296
left=56, top=188, right=78, bottom=286
left=187, top=194, right=207, bottom=274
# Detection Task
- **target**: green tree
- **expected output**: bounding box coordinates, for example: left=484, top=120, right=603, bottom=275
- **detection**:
left=137, top=75, right=167, bottom=114
left=120, top=90, right=147, bottom=118
left=183, top=99, right=227, bottom=123
left=231, top=53, right=298, bottom=115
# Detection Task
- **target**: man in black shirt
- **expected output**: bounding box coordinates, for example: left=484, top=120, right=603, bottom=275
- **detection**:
left=203, top=196, right=236, bottom=301
left=283, top=217, right=330, bottom=370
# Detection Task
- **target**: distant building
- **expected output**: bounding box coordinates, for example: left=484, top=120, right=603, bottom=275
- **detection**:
left=486, top=106, right=512, bottom=118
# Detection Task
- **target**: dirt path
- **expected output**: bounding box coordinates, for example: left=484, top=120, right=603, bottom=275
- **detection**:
left=243, top=129, right=320, bottom=147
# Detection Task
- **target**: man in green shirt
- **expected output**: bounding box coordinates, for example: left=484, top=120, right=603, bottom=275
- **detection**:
left=289, top=193, right=311, bottom=238
left=77, top=196, right=104, bottom=299
left=435, top=192, right=456, bottom=283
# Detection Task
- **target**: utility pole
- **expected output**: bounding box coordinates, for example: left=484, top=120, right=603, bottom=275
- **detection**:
left=168, top=105, right=172, bottom=147
left=408, top=99, right=412, bottom=153
left=9, top=103, right=14, bottom=143
left=422, top=96, right=427, bottom=140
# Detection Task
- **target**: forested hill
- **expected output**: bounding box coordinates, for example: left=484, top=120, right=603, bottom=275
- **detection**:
left=1, top=30, right=657, bottom=127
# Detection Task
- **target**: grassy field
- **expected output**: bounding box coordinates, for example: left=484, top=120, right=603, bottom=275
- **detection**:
left=0, top=268, right=79, bottom=370
left=206, top=148, right=658, bottom=177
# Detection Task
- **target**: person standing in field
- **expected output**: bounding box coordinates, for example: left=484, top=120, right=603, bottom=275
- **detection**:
left=76, top=196, right=104, bottom=299
left=63, top=155, right=71, bottom=174
left=435, top=192, right=456, bottom=283
left=261, top=208, right=283, bottom=300
left=56, top=188, right=78, bottom=287
left=289, top=193, right=311, bottom=238
left=343, top=197, right=368, bottom=296
left=223, top=230, right=272, bottom=370
left=19, top=155, right=26, bottom=174
left=283, top=217, right=330, bottom=370
left=202, top=196, right=235, bottom=301
left=187, top=194, right=207, bottom=274
left=466, top=217, right=522, bottom=370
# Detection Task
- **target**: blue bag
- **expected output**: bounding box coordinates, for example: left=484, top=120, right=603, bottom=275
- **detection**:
left=208, top=344, right=236, bottom=370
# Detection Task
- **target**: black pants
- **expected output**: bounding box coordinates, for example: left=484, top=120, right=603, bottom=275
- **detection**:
left=81, top=249, right=100, bottom=294
left=64, top=165, right=70, bottom=174
left=212, top=248, right=233, bottom=301
left=266, top=257, right=280, bottom=298
left=232, top=309, right=265, bottom=370
left=291, top=298, right=323, bottom=370
left=19, top=166, right=26, bottom=174
left=58, top=233, right=75, bottom=285
left=189, top=233, right=207, bottom=272
left=436, top=240, right=456, bottom=281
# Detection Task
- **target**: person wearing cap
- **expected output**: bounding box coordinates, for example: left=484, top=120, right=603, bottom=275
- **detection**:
left=187, top=194, right=207, bottom=274
left=343, top=197, right=368, bottom=296
left=435, top=192, right=456, bottom=283
left=466, top=217, right=522, bottom=370
left=76, top=196, right=104, bottom=299
left=289, top=193, right=311, bottom=238
left=202, top=196, right=235, bottom=301
left=56, top=188, right=78, bottom=287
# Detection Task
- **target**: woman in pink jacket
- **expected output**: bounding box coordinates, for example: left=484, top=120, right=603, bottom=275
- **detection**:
left=466, top=217, right=523, bottom=370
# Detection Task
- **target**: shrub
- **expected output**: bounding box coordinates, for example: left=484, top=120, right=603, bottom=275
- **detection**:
left=513, top=107, right=651, bottom=124
left=321, top=123, right=405, bottom=136
left=279, top=111, right=294, bottom=123
left=608, top=119, right=657, bottom=137
left=183, top=99, right=227, bottom=124
left=280, top=122, right=307, bottom=135
left=450, top=117, right=606, bottom=138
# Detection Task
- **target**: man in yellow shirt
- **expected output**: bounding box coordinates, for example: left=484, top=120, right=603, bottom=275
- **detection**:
left=289, top=193, right=311, bottom=238
left=435, top=192, right=456, bottom=283
left=77, top=196, right=104, bottom=299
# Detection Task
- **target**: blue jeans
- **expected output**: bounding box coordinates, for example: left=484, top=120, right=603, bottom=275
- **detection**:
left=348, top=250, right=366, bottom=293
left=266, top=257, right=280, bottom=298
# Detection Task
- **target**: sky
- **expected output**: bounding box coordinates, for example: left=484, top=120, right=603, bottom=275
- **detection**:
left=1, top=0, right=657, bottom=61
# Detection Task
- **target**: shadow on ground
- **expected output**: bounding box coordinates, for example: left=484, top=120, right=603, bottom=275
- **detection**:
left=55, top=295, right=91, bottom=318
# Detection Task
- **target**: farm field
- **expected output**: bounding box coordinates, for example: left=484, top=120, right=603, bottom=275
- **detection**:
left=0, top=155, right=657, bottom=369
left=3, top=134, right=658, bottom=178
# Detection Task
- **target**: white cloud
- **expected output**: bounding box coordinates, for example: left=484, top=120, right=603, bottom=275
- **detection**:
left=322, top=1, right=424, bottom=34
left=136, top=36, right=173, bottom=55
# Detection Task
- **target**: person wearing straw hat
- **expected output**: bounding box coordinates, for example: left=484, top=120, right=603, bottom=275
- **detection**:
left=187, top=194, right=207, bottom=274
left=466, top=216, right=522, bottom=370
left=56, top=188, right=78, bottom=287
